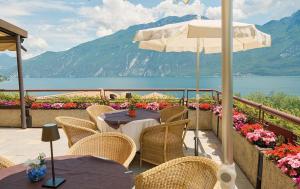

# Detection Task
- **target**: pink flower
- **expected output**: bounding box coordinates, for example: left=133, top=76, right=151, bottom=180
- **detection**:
left=246, top=129, right=276, bottom=148
left=293, top=176, right=300, bottom=188
left=289, top=159, right=300, bottom=169
left=289, top=169, right=298, bottom=176
left=146, top=102, right=160, bottom=111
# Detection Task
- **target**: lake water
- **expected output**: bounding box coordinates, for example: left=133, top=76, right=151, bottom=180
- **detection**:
left=0, top=76, right=300, bottom=96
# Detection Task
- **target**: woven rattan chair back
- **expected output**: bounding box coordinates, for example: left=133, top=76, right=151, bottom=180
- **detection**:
left=67, top=132, right=136, bottom=168
left=135, top=156, right=219, bottom=189
left=140, top=119, right=190, bottom=165
left=86, top=105, right=115, bottom=124
left=0, top=156, right=15, bottom=169
left=160, top=106, right=187, bottom=123
left=55, top=116, right=98, bottom=147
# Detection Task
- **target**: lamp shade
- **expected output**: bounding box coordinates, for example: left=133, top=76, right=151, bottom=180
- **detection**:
left=42, top=123, right=60, bottom=142
left=110, top=94, right=117, bottom=100
left=125, top=93, right=132, bottom=99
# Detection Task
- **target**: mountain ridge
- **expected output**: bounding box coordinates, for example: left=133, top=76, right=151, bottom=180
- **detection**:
left=1, top=12, right=300, bottom=77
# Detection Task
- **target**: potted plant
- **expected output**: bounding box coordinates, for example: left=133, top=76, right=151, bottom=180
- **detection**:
left=128, top=102, right=136, bottom=117
left=262, top=144, right=300, bottom=189
left=25, top=153, right=47, bottom=182
left=233, top=123, right=276, bottom=188
left=187, top=102, right=212, bottom=130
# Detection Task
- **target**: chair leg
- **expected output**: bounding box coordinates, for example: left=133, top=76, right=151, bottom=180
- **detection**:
left=183, top=142, right=188, bottom=150
left=140, top=158, right=143, bottom=167
left=182, top=125, right=188, bottom=150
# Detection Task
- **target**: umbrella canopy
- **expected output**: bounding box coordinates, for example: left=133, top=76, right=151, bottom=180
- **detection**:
left=142, top=92, right=170, bottom=100
left=134, top=19, right=271, bottom=53
left=134, top=17, right=271, bottom=189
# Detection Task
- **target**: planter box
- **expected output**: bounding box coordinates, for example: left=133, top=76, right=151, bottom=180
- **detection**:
left=218, top=119, right=222, bottom=142
left=211, top=114, right=223, bottom=141
left=212, top=113, right=219, bottom=136
left=0, top=109, right=21, bottom=127
left=233, top=130, right=270, bottom=188
left=187, top=110, right=212, bottom=130
left=261, top=156, right=296, bottom=189
left=30, top=109, right=90, bottom=127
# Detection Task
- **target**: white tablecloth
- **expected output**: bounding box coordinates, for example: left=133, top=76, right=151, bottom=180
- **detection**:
left=97, top=115, right=159, bottom=150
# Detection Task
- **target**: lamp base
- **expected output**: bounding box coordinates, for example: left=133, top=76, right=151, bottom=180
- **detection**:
left=42, top=177, right=65, bottom=188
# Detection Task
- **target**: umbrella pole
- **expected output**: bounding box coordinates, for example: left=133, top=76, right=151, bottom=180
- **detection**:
left=218, top=0, right=236, bottom=188
left=194, top=38, right=208, bottom=157
left=194, top=38, right=200, bottom=156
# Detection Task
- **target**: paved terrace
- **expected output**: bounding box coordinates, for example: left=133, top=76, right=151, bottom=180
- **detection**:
left=0, top=128, right=253, bottom=189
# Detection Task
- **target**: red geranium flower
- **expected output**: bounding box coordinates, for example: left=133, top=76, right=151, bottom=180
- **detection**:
left=62, top=102, right=77, bottom=109
left=159, top=102, right=170, bottom=110
left=135, top=102, right=147, bottom=109
left=240, top=123, right=263, bottom=136
left=31, top=102, right=43, bottom=109
left=199, top=103, right=212, bottom=111
left=265, top=144, right=300, bottom=161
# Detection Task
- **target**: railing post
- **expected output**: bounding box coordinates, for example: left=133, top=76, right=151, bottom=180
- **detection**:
left=258, top=104, right=262, bottom=122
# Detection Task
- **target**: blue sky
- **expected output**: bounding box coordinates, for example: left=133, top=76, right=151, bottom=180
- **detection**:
left=0, top=0, right=299, bottom=58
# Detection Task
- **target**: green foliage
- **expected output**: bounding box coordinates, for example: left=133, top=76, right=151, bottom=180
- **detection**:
left=236, top=92, right=300, bottom=136
left=188, top=94, right=215, bottom=104
left=0, top=92, right=19, bottom=101
left=35, top=96, right=109, bottom=105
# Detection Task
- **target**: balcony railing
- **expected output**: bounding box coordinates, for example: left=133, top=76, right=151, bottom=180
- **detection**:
left=1, top=88, right=299, bottom=143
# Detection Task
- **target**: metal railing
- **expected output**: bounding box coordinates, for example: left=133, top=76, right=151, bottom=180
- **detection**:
left=1, top=88, right=299, bottom=142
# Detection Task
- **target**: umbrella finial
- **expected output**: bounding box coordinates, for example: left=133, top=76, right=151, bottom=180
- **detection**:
left=182, top=0, right=190, bottom=4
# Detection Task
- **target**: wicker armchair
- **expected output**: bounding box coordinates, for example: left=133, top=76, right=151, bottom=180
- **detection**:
left=67, top=132, right=136, bottom=168
left=140, top=119, right=190, bottom=166
left=56, top=116, right=99, bottom=147
left=135, top=156, right=219, bottom=189
left=0, top=156, right=15, bottom=169
left=159, top=106, right=187, bottom=123
left=86, top=105, right=116, bottom=124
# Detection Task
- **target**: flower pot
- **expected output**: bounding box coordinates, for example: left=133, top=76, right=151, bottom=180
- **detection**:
left=26, top=165, right=47, bottom=182
left=187, top=110, right=212, bottom=130
left=128, top=110, right=136, bottom=117
left=233, top=129, right=271, bottom=188
left=30, top=109, right=89, bottom=127
left=261, top=156, right=297, bottom=189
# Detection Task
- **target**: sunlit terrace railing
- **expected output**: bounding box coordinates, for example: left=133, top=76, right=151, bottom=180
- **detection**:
left=0, top=88, right=300, bottom=143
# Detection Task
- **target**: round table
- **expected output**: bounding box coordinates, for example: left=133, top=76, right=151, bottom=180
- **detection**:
left=0, top=156, right=133, bottom=189
left=97, top=109, right=161, bottom=150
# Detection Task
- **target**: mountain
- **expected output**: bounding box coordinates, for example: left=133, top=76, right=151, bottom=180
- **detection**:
left=0, top=54, right=16, bottom=76
left=6, top=11, right=300, bottom=77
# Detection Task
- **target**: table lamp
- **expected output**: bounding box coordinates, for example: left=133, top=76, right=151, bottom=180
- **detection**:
left=41, top=123, right=65, bottom=188
left=110, top=94, right=117, bottom=100
left=125, top=93, right=132, bottom=99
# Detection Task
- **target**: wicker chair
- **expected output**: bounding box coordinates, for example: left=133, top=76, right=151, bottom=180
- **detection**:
left=0, top=156, right=15, bottom=169
left=67, top=132, right=136, bottom=168
left=86, top=105, right=116, bottom=124
left=159, top=106, right=187, bottom=123
left=135, top=156, right=219, bottom=189
left=55, top=116, right=99, bottom=147
left=140, top=119, right=190, bottom=166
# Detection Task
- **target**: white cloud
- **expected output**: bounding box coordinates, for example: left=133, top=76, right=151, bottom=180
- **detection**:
left=0, top=0, right=74, bottom=19
left=78, top=0, right=154, bottom=37
left=205, top=0, right=300, bottom=23
left=23, top=35, right=49, bottom=59
left=79, top=0, right=204, bottom=37
left=152, top=0, right=204, bottom=18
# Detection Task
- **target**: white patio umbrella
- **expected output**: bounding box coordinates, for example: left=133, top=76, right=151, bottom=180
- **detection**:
left=134, top=19, right=271, bottom=151
left=134, top=18, right=271, bottom=188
